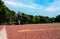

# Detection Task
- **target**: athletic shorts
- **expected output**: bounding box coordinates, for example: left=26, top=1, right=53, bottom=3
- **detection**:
left=17, top=16, right=21, bottom=20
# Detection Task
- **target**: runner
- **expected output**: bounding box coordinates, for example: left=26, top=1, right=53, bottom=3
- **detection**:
left=17, top=12, right=22, bottom=25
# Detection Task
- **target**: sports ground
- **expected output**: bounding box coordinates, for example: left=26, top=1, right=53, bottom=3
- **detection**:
left=0, top=24, right=60, bottom=39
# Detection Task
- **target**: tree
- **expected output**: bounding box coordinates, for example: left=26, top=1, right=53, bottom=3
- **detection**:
left=32, top=17, right=36, bottom=24
left=34, top=16, right=40, bottom=23
left=0, top=0, right=16, bottom=24
left=55, top=15, right=60, bottom=22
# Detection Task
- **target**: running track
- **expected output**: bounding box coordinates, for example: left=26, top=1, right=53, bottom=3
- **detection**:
left=0, top=24, right=60, bottom=39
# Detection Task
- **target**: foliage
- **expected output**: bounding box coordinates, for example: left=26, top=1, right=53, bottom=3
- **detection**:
left=0, top=0, right=16, bottom=24
left=0, top=0, right=60, bottom=25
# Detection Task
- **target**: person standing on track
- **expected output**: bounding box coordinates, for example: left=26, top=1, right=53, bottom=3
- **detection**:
left=17, top=12, right=22, bottom=25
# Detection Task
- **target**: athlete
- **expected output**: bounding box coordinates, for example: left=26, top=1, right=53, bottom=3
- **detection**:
left=17, top=12, right=22, bottom=25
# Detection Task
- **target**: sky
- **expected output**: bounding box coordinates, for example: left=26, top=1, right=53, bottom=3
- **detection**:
left=2, top=0, right=60, bottom=17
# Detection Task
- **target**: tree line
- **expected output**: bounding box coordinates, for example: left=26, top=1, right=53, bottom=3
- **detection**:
left=0, top=0, right=60, bottom=25
left=21, top=13, right=60, bottom=24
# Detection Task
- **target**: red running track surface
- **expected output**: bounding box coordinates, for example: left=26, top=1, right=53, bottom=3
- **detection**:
left=0, top=24, right=60, bottom=39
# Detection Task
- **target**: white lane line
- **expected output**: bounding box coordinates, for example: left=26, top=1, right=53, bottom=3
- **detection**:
left=0, top=26, right=8, bottom=39
left=18, top=28, right=60, bottom=32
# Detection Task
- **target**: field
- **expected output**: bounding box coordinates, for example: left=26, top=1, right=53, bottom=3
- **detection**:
left=0, top=24, right=60, bottom=39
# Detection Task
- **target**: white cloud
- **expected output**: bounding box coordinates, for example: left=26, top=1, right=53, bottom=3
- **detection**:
left=3, top=0, right=60, bottom=12
left=45, top=6, right=60, bottom=12
left=4, top=1, right=19, bottom=6
left=2, top=0, right=35, bottom=9
left=45, top=0, right=60, bottom=12
left=2, top=0, right=43, bottom=9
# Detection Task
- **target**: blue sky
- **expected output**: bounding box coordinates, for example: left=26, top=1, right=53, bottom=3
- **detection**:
left=2, top=0, right=60, bottom=17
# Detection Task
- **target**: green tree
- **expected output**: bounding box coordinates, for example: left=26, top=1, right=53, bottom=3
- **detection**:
left=0, top=0, right=16, bottom=24
left=35, top=16, right=40, bottom=23
left=55, top=15, right=60, bottom=22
